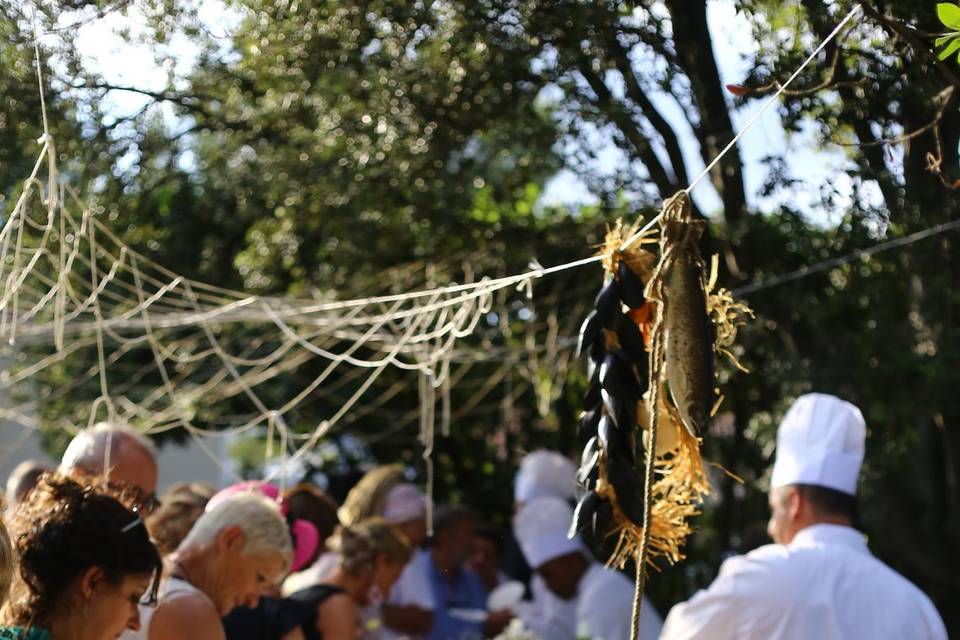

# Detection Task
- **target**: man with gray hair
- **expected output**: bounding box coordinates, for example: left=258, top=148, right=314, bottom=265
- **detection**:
left=59, top=421, right=159, bottom=513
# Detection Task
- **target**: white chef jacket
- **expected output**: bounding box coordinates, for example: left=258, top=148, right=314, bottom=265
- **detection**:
left=516, top=575, right=577, bottom=639
left=381, top=549, right=436, bottom=640
left=660, top=524, right=947, bottom=640
left=576, top=563, right=662, bottom=640
left=517, top=565, right=662, bottom=640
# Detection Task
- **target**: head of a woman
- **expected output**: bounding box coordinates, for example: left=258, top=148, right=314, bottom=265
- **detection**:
left=175, top=493, right=293, bottom=616
left=145, top=482, right=215, bottom=556
left=329, top=518, right=410, bottom=605
left=3, top=473, right=161, bottom=640
left=283, top=484, right=339, bottom=562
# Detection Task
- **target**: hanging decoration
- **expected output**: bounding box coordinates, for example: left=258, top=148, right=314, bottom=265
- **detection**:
left=571, top=191, right=752, bottom=637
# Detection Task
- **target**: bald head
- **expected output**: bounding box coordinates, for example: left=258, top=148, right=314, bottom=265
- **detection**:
left=60, top=422, right=158, bottom=501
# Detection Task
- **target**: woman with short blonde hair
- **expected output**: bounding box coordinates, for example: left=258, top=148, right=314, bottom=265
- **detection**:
left=146, top=493, right=293, bottom=640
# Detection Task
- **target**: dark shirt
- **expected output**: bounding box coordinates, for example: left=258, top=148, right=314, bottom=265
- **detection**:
left=222, top=584, right=345, bottom=640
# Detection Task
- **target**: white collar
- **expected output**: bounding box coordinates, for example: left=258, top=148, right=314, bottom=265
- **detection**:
left=789, top=523, right=870, bottom=556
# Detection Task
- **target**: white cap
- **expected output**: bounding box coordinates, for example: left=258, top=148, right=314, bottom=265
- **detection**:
left=514, top=496, right=587, bottom=569
left=514, top=450, right=577, bottom=506
left=770, top=393, right=866, bottom=496
left=382, top=484, right=427, bottom=524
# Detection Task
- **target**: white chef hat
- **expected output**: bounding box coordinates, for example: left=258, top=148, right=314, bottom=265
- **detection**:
left=514, top=450, right=577, bottom=506
left=514, top=496, right=587, bottom=569
left=770, top=393, right=866, bottom=496
left=382, top=483, right=426, bottom=524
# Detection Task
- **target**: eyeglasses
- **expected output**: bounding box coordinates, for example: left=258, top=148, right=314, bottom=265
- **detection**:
left=139, top=493, right=162, bottom=515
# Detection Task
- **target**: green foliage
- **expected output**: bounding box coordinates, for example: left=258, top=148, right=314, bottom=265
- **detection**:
left=936, top=3, right=960, bottom=62
left=2, top=0, right=960, bottom=632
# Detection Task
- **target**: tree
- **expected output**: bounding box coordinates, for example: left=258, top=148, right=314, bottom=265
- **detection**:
left=2, top=0, right=960, bottom=630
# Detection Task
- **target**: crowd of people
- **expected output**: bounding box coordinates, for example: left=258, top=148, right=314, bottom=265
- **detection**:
left=0, top=392, right=950, bottom=639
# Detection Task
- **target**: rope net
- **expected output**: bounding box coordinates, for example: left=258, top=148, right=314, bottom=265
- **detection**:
left=0, top=137, right=586, bottom=481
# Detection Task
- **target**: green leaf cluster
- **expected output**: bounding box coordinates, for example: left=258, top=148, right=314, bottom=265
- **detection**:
left=936, top=3, right=960, bottom=62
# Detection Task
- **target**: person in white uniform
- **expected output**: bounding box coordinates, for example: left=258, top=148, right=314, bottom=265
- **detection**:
left=377, top=484, right=434, bottom=640
left=511, top=451, right=580, bottom=638
left=660, top=392, right=948, bottom=640
left=514, top=496, right=663, bottom=640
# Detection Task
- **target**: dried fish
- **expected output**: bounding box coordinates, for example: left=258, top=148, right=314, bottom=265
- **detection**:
left=663, top=230, right=714, bottom=437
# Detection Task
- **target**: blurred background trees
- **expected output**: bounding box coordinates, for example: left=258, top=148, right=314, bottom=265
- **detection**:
left=2, top=0, right=959, bottom=630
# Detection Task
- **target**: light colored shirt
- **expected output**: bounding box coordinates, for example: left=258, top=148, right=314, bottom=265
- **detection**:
left=120, top=576, right=204, bottom=640
left=515, top=575, right=576, bottom=639
left=660, top=524, right=947, bottom=640
left=381, top=550, right=437, bottom=640
left=576, top=564, right=662, bottom=640
left=283, top=551, right=338, bottom=595
left=516, top=567, right=662, bottom=640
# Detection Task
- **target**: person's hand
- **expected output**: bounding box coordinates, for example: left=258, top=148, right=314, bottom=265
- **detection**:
left=484, top=608, right=514, bottom=636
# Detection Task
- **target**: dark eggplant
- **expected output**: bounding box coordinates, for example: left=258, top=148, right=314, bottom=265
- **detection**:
left=606, top=448, right=646, bottom=526
left=584, top=377, right=601, bottom=408
left=577, top=438, right=600, bottom=484
left=618, top=259, right=646, bottom=309
left=577, top=310, right=601, bottom=358
left=597, top=413, right=635, bottom=464
left=589, top=333, right=606, bottom=368
left=569, top=491, right=604, bottom=538
left=615, top=313, right=647, bottom=362
left=577, top=406, right=602, bottom=444
left=599, top=352, right=642, bottom=405
left=593, top=279, right=621, bottom=329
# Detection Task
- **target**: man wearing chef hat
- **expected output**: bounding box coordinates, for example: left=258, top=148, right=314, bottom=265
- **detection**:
left=514, top=450, right=578, bottom=508
left=660, top=393, right=947, bottom=639
left=513, top=495, right=662, bottom=639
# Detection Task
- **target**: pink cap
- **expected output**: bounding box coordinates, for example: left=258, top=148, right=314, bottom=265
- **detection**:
left=208, top=481, right=319, bottom=572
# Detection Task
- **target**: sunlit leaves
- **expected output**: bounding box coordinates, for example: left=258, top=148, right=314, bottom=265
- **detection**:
left=936, top=3, right=960, bottom=62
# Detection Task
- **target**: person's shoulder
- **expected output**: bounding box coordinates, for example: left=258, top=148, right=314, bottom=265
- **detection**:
left=689, top=544, right=799, bottom=604
left=861, top=554, right=943, bottom=611
left=577, top=564, right=634, bottom=609
left=316, top=589, right=356, bottom=615
left=149, top=592, right=224, bottom=640
left=316, top=593, right=359, bottom=636
left=721, top=543, right=793, bottom=577
left=398, top=551, right=431, bottom=584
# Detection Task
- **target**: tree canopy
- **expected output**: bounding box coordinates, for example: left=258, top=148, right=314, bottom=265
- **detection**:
left=2, top=0, right=959, bottom=630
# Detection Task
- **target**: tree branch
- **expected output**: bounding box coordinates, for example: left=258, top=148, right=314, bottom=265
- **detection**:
left=663, top=0, right=748, bottom=224
left=857, top=0, right=960, bottom=90
left=576, top=59, right=678, bottom=200
left=607, top=32, right=691, bottom=188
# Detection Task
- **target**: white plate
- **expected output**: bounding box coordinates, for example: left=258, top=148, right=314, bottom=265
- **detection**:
left=487, top=580, right=525, bottom=611
left=448, top=608, right=488, bottom=623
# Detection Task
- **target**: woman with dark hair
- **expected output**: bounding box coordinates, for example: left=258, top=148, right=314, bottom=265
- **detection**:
left=0, top=473, right=162, bottom=640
